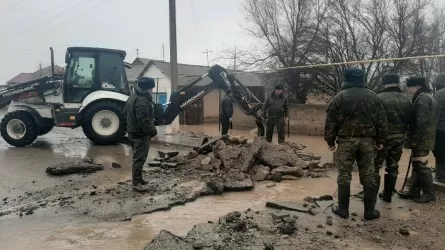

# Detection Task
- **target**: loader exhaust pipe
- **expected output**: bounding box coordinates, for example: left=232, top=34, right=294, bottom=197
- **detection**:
left=50, top=47, right=55, bottom=75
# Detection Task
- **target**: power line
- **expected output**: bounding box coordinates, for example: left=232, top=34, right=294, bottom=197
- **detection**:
left=40, top=0, right=111, bottom=32
left=0, top=0, right=25, bottom=15
left=0, top=0, right=91, bottom=44
left=189, top=0, right=208, bottom=45
left=0, top=0, right=69, bottom=35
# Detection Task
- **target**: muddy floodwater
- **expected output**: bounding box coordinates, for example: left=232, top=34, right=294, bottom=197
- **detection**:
left=0, top=124, right=435, bottom=250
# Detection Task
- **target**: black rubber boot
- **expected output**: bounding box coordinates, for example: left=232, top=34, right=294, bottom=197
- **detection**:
left=141, top=179, right=149, bottom=185
left=398, top=173, right=420, bottom=200
left=364, top=185, right=380, bottom=220
left=374, top=175, right=381, bottom=204
left=379, top=174, right=396, bottom=203
left=435, top=164, right=445, bottom=183
left=332, top=184, right=350, bottom=219
left=414, top=170, right=436, bottom=203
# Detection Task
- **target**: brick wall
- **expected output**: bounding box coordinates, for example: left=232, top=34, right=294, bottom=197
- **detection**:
left=229, top=104, right=328, bottom=136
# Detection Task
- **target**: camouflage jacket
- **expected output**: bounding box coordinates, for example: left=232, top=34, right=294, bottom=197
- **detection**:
left=126, top=86, right=157, bottom=137
left=262, top=92, right=289, bottom=118
left=377, top=87, right=412, bottom=138
left=408, top=87, right=437, bottom=151
left=435, top=87, right=445, bottom=131
left=324, top=83, right=387, bottom=147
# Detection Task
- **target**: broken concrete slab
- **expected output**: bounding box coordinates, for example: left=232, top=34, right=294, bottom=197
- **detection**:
left=257, top=143, right=307, bottom=168
left=266, top=201, right=314, bottom=214
left=158, top=151, right=180, bottom=160
left=224, top=178, right=254, bottom=191
left=45, top=162, right=104, bottom=176
left=147, top=161, right=161, bottom=167
left=270, top=166, right=304, bottom=177
left=251, top=165, right=270, bottom=181
left=144, top=230, right=193, bottom=250
left=315, top=200, right=334, bottom=210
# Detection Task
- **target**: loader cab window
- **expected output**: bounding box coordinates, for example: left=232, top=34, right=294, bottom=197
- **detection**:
left=65, top=52, right=97, bottom=103
left=98, top=52, right=129, bottom=95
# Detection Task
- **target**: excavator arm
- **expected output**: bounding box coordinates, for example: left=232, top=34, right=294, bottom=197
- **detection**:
left=154, top=64, right=265, bottom=136
left=0, top=77, right=61, bottom=109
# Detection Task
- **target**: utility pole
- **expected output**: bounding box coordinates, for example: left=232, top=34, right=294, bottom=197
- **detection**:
left=162, top=44, right=165, bottom=61
left=234, top=47, right=237, bottom=70
left=169, top=0, right=178, bottom=91
left=135, top=49, right=140, bottom=58
left=202, top=49, right=212, bottom=66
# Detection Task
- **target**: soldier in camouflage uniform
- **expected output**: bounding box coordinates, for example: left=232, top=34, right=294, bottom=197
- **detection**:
left=433, top=73, right=445, bottom=183
left=325, top=68, right=387, bottom=220
left=399, top=77, right=437, bottom=203
left=126, top=77, right=158, bottom=192
left=374, top=74, right=412, bottom=203
left=262, top=84, right=289, bottom=143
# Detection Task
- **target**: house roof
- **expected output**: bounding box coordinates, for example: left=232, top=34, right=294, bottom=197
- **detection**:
left=7, top=65, right=64, bottom=86
left=126, top=58, right=264, bottom=87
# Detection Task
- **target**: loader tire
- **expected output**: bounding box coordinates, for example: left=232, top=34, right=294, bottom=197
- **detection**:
left=81, top=101, right=126, bottom=145
left=0, top=110, right=38, bottom=147
left=38, top=119, right=55, bottom=136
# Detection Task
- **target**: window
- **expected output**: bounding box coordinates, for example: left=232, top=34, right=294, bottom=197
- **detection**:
left=98, top=53, right=129, bottom=95
left=65, top=52, right=96, bottom=103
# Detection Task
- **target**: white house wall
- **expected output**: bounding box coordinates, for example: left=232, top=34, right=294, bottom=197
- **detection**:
left=142, top=65, right=172, bottom=103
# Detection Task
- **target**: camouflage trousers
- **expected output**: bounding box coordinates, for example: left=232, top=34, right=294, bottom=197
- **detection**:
left=335, top=137, right=375, bottom=186
left=374, top=137, right=404, bottom=179
left=265, top=117, right=285, bottom=143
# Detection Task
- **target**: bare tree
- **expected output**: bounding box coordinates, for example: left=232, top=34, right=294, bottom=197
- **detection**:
left=234, top=0, right=444, bottom=101
left=240, top=0, right=331, bottom=103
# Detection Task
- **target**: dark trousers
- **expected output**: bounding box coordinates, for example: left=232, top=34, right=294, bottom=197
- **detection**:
left=220, top=116, right=230, bottom=135
left=266, top=117, right=285, bottom=143
left=129, top=134, right=149, bottom=185
left=434, top=130, right=445, bottom=179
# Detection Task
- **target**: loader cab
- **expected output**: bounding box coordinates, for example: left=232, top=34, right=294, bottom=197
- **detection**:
left=63, top=47, right=130, bottom=103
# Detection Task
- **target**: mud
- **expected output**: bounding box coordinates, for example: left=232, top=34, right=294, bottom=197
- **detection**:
left=146, top=194, right=445, bottom=250
left=0, top=136, right=329, bottom=222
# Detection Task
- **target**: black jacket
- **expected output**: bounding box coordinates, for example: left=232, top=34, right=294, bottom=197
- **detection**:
left=126, top=86, right=157, bottom=137
left=220, top=95, right=233, bottom=118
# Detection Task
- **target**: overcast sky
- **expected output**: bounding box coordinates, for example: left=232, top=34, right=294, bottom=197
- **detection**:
left=0, top=0, right=252, bottom=84
left=0, top=0, right=444, bottom=85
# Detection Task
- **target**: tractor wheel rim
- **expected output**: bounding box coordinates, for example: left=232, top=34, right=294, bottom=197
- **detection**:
left=6, top=119, right=27, bottom=139
left=92, top=110, right=120, bottom=136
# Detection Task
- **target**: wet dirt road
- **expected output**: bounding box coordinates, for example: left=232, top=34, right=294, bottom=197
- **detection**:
left=0, top=124, right=438, bottom=250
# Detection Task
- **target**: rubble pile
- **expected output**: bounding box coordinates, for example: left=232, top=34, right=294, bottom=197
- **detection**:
left=145, top=201, right=337, bottom=250
left=187, top=136, right=333, bottom=184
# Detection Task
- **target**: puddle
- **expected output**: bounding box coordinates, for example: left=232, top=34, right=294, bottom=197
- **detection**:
left=0, top=178, right=340, bottom=250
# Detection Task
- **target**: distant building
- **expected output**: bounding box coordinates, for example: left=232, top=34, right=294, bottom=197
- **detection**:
left=126, top=58, right=265, bottom=124
left=6, top=65, right=64, bottom=87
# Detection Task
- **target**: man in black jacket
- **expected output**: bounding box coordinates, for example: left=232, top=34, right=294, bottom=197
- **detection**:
left=126, top=77, right=158, bottom=192
left=220, top=92, right=233, bottom=135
